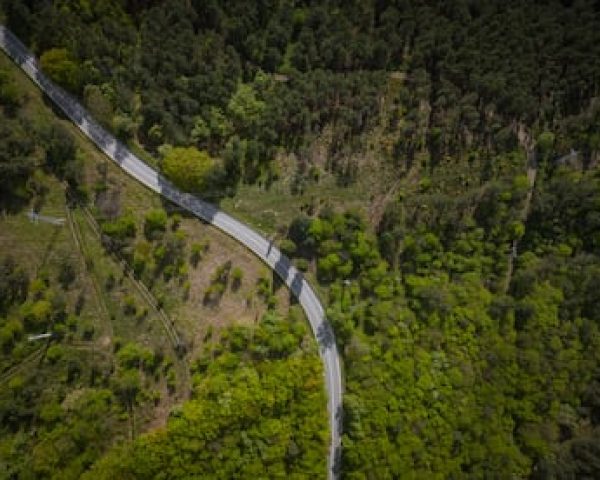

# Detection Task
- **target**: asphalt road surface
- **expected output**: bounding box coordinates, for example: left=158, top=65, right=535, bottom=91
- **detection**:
left=0, top=24, right=342, bottom=479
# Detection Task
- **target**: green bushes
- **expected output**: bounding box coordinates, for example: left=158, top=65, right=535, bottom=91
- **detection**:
left=161, top=147, right=218, bottom=193
left=0, top=67, right=22, bottom=112
left=143, top=208, right=168, bottom=239
left=39, top=48, right=82, bottom=93
left=279, top=180, right=600, bottom=478
left=101, top=213, right=136, bottom=243
left=0, top=256, right=28, bottom=314
left=231, top=267, right=243, bottom=290
left=0, top=317, right=23, bottom=351
left=279, top=238, right=297, bottom=256
left=190, top=240, right=209, bottom=267
left=204, top=261, right=232, bottom=305
left=116, top=342, right=157, bottom=372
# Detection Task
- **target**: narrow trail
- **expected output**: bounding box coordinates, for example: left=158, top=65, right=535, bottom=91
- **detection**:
left=65, top=202, right=115, bottom=341
left=0, top=347, right=45, bottom=386
left=503, top=128, right=538, bottom=293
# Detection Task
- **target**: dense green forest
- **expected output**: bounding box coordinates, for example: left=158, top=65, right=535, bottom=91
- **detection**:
left=84, top=313, right=327, bottom=479
left=2, top=0, right=600, bottom=478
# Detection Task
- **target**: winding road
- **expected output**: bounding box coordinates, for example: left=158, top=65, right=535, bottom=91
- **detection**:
left=0, top=25, right=342, bottom=479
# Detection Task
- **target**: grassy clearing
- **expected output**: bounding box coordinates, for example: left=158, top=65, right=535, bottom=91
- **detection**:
left=220, top=171, right=372, bottom=235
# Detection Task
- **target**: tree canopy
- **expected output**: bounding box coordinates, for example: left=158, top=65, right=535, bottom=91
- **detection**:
left=161, top=146, right=218, bottom=193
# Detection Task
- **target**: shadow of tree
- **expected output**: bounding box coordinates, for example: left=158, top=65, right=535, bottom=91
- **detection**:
left=317, top=320, right=335, bottom=350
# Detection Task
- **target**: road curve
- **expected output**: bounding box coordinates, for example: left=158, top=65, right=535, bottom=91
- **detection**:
left=0, top=25, right=342, bottom=479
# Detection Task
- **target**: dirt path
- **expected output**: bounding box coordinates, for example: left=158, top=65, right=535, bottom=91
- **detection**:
left=502, top=127, right=538, bottom=293
left=0, top=347, right=45, bottom=386
left=65, top=203, right=115, bottom=341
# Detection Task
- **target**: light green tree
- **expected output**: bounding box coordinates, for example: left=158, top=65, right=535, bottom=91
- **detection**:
left=227, top=83, right=265, bottom=136
left=40, top=48, right=81, bottom=93
left=161, top=146, right=217, bottom=193
left=537, top=131, right=555, bottom=160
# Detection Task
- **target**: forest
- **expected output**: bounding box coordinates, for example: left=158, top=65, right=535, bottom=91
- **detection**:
left=1, top=0, right=600, bottom=478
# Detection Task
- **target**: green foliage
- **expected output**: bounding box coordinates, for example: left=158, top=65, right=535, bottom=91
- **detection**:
left=0, top=93, right=80, bottom=208
left=85, top=312, right=326, bottom=478
left=112, top=369, right=142, bottom=407
left=43, top=124, right=76, bottom=179
left=9, top=0, right=600, bottom=181
left=204, top=261, right=232, bottom=305
left=0, top=110, right=35, bottom=208
left=40, top=48, right=82, bottom=93
left=101, top=212, right=137, bottom=255
left=170, top=213, right=181, bottom=230
left=189, top=240, right=209, bottom=266
left=279, top=238, right=297, bottom=256
left=0, top=67, right=22, bottom=112
left=0, top=317, right=23, bottom=351
left=290, top=210, right=382, bottom=287
left=524, top=170, right=600, bottom=255
left=537, top=131, right=555, bottom=158
left=22, top=299, right=52, bottom=330
left=84, top=84, right=114, bottom=128
left=161, top=146, right=217, bottom=193
left=509, top=221, right=526, bottom=240
left=295, top=258, right=309, bottom=272
left=101, top=213, right=136, bottom=240
left=143, top=208, right=167, bottom=239
left=46, top=344, right=65, bottom=364
left=286, top=175, right=600, bottom=478
left=121, top=295, right=137, bottom=316
left=58, top=258, right=76, bottom=289
left=0, top=362, right=122, bottom=480
left=227, top=82, right=265, bottom=138
left=116, top=342, right=156, bottom=372
left=7, top=374, right=24, bottom=393
left=0, top=256, right=29, bottom=314
left=231, top=266, right=243, bottom=290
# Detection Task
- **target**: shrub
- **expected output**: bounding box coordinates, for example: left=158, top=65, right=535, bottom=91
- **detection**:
left=101, top=213, right=136, bottom=241
left=161, top=146, right=217, bottom=193
left=231, top=267, right=243, bottom=290
left=280, top=238, right=297, bottom=256
left=190, top=241, right=209, bottom=266
left=122, top=296, right=137, bottom=316
left=58, top=259, right=76, bottom=289
left=0, top=318, right=23, bottom=351
left=295, top=258, right=310, bottom=272
left=46, top=345, right=65, bottom=364
left=144, top=208, right=168, bottom=239
left=171, top=213, right=182, bottom=231
left=117, top=342, right=156, bottom=371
